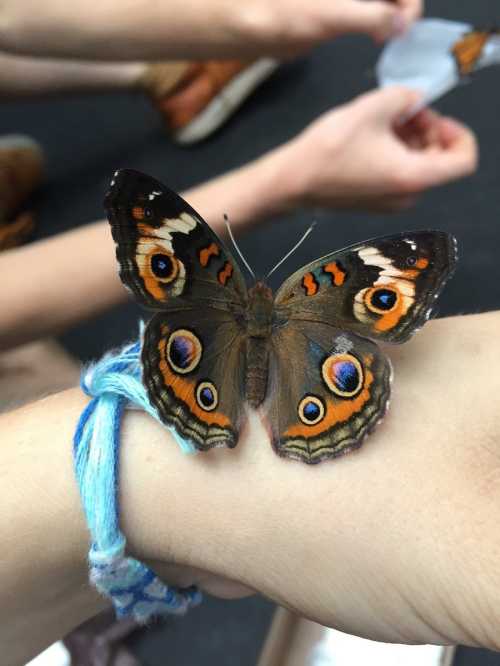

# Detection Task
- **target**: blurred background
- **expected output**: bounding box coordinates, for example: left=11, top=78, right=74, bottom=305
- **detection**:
left=2, top=0, right=499, bottom=664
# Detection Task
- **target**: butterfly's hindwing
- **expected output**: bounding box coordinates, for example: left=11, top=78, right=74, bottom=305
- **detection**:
left=143, top=310, right=246, bottom=450
left=266, top=324, right=391, bottom=464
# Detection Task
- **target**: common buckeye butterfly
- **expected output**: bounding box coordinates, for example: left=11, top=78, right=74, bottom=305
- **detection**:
left=105, top=169, right=457, bottom=464
left=452, top=28, right=500, bottom=76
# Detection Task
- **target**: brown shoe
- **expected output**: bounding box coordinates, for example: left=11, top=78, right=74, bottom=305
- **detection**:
left=142, top=59, right=278, bottom=144
left=0, top=134, right=44, bottom=250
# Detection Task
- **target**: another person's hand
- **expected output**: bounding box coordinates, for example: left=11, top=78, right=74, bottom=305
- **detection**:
left=248, top=0, right=423, bottom=54
left=277, top=86, right=477, bottom=212
left=0, top=0, right=422, bottom=60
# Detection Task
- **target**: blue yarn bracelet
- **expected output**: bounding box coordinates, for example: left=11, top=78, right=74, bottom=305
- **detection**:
left=73, top=332, right=202, bottom=622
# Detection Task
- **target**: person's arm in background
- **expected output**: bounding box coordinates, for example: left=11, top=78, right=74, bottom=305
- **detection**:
left=2, top=310, right=500, bottom=666
left=0, top=0, right=421, bottom=60
left=0, top=88, right=477, bottom=351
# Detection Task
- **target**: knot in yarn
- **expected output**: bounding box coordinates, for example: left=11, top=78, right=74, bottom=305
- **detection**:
left=73, top=335, right=201, bottom=622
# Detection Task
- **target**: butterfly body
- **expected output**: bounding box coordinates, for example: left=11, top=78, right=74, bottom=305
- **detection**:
left=106, top=170, right=457, bottom=464
left=244, top=281, right=276, bottom=408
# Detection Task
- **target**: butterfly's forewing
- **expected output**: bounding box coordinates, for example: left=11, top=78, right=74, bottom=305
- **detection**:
left=105, top=169, right=247, bottom=309
left=106, top=170, right=248, bottom=450
left=274, top=231, right=457, bottom=344
left=452, top=30, right=492, bottom=76
left=265, top=323, right=391, bottom=464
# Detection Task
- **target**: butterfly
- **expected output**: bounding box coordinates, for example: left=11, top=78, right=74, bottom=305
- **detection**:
left=105, top=169, right=457, bottom=464
left=452, top=28, right=499, bottom=76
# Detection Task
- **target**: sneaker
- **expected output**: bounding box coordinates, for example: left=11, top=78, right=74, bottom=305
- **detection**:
left=0, top=134, right=43, bottom=250
left=142, top=59, right=279, bottom=144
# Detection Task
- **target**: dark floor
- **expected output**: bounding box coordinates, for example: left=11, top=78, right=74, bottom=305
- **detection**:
left=2, top=0, right=500, bottom=664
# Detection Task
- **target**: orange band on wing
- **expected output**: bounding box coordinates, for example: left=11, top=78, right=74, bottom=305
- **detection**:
left=218, top=261, right=233, bottom=285
left=416, top=258, right=429, bottom=270
left=284, top=362, right=375, bottom=439
left=323, top=262, right=346, bottom=286
left=199, top=242, right=220, bottom=267
left=158, top=337, right=231, bottom=427
left=302, top=272, right=319, bottom=296
left=373, top=286, right=408, bottom=332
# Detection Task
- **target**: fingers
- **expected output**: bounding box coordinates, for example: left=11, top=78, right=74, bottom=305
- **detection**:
left=354, top=86, right=422, bottom=123
left=330, top=0, right=406, bottom=42
left=396, top=0, right=423, bottom=22
left=414, top=117, right=478, bottom=187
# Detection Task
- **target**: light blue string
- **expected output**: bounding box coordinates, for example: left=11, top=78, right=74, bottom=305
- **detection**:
left=73, top=332, right=202, bottom=622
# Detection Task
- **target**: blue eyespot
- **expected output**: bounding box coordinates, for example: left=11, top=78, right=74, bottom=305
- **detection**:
left=170, top=336, right=193, bottom=369
left=196, top=381, right=218, bottom=411
left=200, top=387, right=214, bottom=407
left=166, top=329, right=202, bottom=374
left=322, top=353, right=364, bottom=398
left=298, top=395, right=325, bottom=425
left=370, top=288, right=397, bottom=311
left=334, top=360, right=359, bottom=394
left=304, top=401, right=320, bottom=420
left=151, top=253, right=174, bottom=279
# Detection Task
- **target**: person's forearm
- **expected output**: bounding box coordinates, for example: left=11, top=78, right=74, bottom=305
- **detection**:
left=0, top=149, right=293, bottom=352
left=0, top=0, right=420, bottom=60
left=3, top=312, right=500, bottom=666
left=0, top=0, right=259, bottom=60
left=0, top=222, right=126, bottom=351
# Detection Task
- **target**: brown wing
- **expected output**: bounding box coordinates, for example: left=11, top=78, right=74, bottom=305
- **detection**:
left=265, top=323, right=392, bottom=464
left=142, top=308, right=246, bottom=450
left=274, top=231, right=457, bottom=345
left=105, top=169, right=247, bottom=309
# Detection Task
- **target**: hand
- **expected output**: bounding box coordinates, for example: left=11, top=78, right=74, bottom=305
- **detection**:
left=0, top=0, right=422, bottom=60
left=279, top=86, right=477, bottom=212
left=249, top=0, right=423, bottom=53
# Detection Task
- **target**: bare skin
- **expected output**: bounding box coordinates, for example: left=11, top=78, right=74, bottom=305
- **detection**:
left=0, top=88, right=477, bottom=351
left=0, top=0, right=422, bottom=60
left=2, top=311, right=500, bottom=666
left=0, top=51, right=148, bottom=97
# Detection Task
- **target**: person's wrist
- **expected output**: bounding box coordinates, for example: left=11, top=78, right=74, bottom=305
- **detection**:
left=258, top=139, right=313, bottom=211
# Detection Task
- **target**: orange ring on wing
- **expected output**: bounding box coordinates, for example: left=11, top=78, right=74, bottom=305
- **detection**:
left=166, top=329, right=202, bottom=375
left=298, top=395, right=325, bottom=426
left=148, top=249, right=179, bottom=284
left=322, top=353, right=364, bottom=398
left=364, top=285, right=400, bottom=315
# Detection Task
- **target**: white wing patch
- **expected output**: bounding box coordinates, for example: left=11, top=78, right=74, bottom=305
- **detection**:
left=135, top=213, right=197, bottom=298
left=354, top=246, right=416, bottom=325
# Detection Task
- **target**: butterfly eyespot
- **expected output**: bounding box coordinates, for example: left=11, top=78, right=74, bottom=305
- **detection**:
left=364, top=286, right=399, bottom=314
left=166, top=329, right=202, bottom=374
left=322, top=353, right=364, bottom=398
left=298, top=395, right=325, bottom=426
left=406, top=256, right=417, bottom=267
left=150, top=252, right=178, bottom=283
left=196, top=381, right=218, bottom=411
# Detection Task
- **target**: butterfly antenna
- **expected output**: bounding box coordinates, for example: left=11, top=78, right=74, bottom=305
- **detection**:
left=224, top=214, right=256, bottom=280
left=265, top=221, right=316, bottom=280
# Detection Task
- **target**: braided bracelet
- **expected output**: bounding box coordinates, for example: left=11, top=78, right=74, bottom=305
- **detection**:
left=73, top=333, right=202, bottom=622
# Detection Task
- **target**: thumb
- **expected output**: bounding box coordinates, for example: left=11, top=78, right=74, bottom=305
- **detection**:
left=330, top=0, right=406, bottom=41
left=353, top=86, right=423, bottom=124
